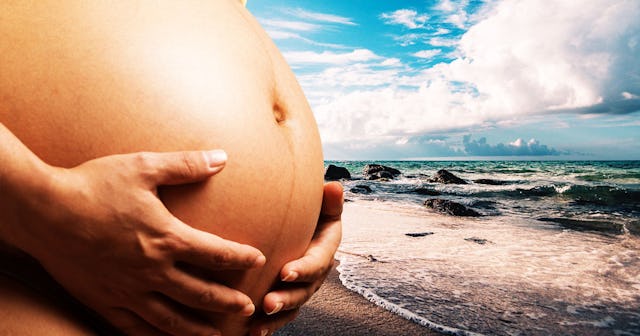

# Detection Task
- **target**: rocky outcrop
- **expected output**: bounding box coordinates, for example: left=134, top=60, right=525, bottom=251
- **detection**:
left=424, top=199, right=481, bottom=217
left=429, top=169, right=467, bottom=184
left=350, top=185, right=373, bottom=194
left=363, top=164, right=401, bottom=180
left=324, top=164, right=351, bottom=180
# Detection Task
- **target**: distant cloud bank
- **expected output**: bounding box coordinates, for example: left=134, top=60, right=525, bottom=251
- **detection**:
left=463, top=136, right=560, bottom=156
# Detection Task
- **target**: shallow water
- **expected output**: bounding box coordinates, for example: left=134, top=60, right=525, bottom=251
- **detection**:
left=332, top=161, right=640, bottom=335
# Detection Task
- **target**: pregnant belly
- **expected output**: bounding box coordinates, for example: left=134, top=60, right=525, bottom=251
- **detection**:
left=0, top=1, right=324, bottom=334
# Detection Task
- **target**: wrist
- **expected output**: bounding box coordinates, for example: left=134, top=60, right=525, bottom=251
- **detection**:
left=0, top=156, right=61, bottom=253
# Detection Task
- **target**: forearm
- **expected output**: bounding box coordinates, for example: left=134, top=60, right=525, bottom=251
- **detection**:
left=0, top=122, right=52, bottom=250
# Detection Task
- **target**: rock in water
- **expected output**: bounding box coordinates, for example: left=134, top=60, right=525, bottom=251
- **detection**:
left=412, top=187, right=441, bottom=196
left=363, top=164, right=401, bottom=180
left=465, top=237, right=491, bottom=245
left=424, top=198, right=481, bottom=217
left=474, top=179, right=507, bottom=185
left=350, top=185, right=373, bottom=194
left=429, top=169, right=467, bottom=184
left=405, top=232, right=435, bottom=237
left=324, top=164, right=351, bottom=180
left=537, top=217, right=625, bottom=235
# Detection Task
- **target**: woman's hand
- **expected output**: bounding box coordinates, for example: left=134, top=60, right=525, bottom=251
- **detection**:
left=9, top=149, right=265, bottom=336
left=250, top=182, right=344, bottom=336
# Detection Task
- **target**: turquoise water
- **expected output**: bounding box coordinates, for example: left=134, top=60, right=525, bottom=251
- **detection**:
left=328, top=160, right=640, bottom=233
left=328, top=161, right=640, bottom=335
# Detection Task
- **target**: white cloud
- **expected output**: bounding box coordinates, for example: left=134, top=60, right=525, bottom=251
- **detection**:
left=428, top=37, right=459, bottom=47
left=283, top=49, right=381, bottom=65
left=311, top=0, right=640, bottom=146
left=436, top=0, right=456, bottom=12
left=413, top=49, right=442, bottom=59
left=381, top=9, right=429, bottom=29
left=379, top=58, right=403, bottom=67
left=260, top=19, right=320, bottom=32
left=286, top=8, right=356, bottom=26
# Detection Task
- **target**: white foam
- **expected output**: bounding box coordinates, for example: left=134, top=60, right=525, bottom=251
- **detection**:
left=336, top=257, right=485, bottom=336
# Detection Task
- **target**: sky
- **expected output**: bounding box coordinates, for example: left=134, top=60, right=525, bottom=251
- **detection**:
left=247, top=0, right=640, bottom=160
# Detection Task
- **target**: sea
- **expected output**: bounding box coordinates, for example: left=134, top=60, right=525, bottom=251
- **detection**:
left=328, top=160, right=640, bottom=336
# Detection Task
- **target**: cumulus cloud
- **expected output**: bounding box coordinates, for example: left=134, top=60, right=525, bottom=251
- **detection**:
left=381, top=9, right=429, bottom=29
left=311, top=0, right=640, bottom=147
left=463, top=136, right=560, bottom=156
left=413, top=49, right=442, bottom=59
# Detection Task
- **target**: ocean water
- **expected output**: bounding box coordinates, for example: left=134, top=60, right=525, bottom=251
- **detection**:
left=329, top=161, right=640, bottom=336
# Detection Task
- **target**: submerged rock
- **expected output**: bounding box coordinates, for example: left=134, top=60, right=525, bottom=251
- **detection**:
left=429, top=169, right=467, bottom=184
left=363, top=164, right=401, bottom=180
left=627, top=221, right=640, bottom=236
left=424, top=198, right=481, bottom=217
left=405, top=232, right=435, bottom=237
left=465, top=237, right=491, bottom=245
left=324, top=164, right=351, bottom=180
left=350, top=185, right=373, bottom=194
left=474, top=179, right=508, bottom=185
left=412, top=187, right=442, bottom=196
left=537, top=217, right=625, bottom=235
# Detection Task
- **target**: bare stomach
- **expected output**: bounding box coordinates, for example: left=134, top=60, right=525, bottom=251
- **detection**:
left=0, top=1, right=324, bottom=334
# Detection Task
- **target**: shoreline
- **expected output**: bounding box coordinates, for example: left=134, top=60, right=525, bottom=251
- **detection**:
left=275, top=262, right=443, bottom=336
left=276, top=202, right=444, bottom=336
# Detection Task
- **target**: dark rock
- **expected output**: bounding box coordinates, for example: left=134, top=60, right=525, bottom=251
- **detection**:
left=405, top=232, right=435, bottom=237
left=429, top=169, right=467, bottom=184
left=538, top=217, right=625, bottom=235
left=474, top=179, right=507, bottom=185
left=412, top=187, right=441, bottom=196
left=350, top=185, right=373, bottom=194
left=424, top=199, right=481, bottom=217
left=465, top=237, right=491, bottom=245
left=363, top=164, right=401, bottom=180
left=344, top=198, right=354, bottom=203
left=366, top=171, right=394, bottom=180
left=324, top=164, right=351, bottom=180
left=627, top=221, right=640, bottom=236
left=367, top=255, right=379, bottom=262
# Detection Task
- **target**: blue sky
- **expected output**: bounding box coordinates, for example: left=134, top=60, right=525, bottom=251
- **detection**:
left=247, top=0, right=640, bottom=160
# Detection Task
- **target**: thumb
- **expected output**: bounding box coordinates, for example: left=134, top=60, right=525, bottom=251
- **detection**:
left=321, top=182, right=344, bottom=219
left=147, top=149, right=227, bottom=186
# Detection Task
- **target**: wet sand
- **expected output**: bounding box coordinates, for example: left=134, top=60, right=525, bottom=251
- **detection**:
left=275, top=263, right=442, bottom=336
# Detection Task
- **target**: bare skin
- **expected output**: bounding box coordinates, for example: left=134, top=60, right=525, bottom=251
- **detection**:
left=0, top=0, right=343, bottom=335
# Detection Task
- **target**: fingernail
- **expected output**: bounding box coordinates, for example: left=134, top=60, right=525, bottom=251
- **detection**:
left=205, top=150, right=227, bottom=168
left=254, top=254, right=266, bottom=268
left=282, top=271, right=298, bottom=282
left=242, top=302, right=255, bottom=316
left=260, top=328, right=269, bottom=336
left=267, top=302, right=283, bottom=315
left=211, top=330, right=221, bottom=336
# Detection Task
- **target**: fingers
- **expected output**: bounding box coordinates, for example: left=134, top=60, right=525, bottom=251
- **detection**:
left=320, top=181, right=344, bottom=219
left=133, top=294, right=221, bottom=336
left=279, top=223, right=341, bottom=284
left=249, top=309, right=300, bottom=336
left=261, top=277, right=326, bottom=317
left=138, top=150, right=228, bottom=186
left=162, top=268, right=255, bottom=315
left=172, top=222, right=266, bottom=270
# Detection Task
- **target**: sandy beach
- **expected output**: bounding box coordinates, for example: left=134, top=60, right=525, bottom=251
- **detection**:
left=275, top=264, right=440, bottom=336
left=276, top=202, right=444, bottom=336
